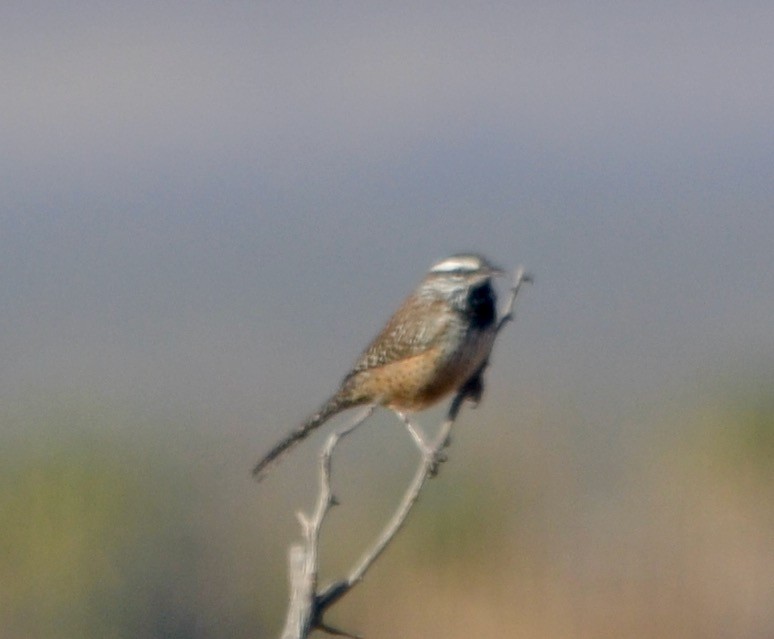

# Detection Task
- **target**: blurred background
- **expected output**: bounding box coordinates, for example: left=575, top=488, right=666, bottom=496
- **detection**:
left=2, top=2, right=773, bottom=637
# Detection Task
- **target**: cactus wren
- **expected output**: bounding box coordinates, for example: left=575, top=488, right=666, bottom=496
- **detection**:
left=253, top=253, right=503, bottom=479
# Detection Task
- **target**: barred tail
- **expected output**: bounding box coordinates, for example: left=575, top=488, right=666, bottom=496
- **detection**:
left=252, top=393, right=356, bottom=480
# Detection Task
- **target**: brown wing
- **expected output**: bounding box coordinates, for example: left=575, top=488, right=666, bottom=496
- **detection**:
left=350, top=295, right=451, bottom=373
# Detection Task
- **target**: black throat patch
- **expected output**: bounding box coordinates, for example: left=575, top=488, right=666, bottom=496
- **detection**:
left=467, top=282, right=496, bottom=329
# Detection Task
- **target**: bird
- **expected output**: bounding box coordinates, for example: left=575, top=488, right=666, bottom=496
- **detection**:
left=253, top=253, right=504, bottom=480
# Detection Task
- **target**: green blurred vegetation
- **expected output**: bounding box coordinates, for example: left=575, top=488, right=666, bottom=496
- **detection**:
left=720, top=395, right=774, bottom=473
left=408, top=474, right=509, bottom=564
left=0, top=399, right=208, bottom=639
left=2, top=385, right=773, bottom=638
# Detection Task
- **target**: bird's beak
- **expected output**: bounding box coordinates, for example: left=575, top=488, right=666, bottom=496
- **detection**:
left=488, top=265, right=506, bottom=278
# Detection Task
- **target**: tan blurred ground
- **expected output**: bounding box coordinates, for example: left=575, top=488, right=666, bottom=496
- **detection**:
left=2, top=387, right=771, bottom=638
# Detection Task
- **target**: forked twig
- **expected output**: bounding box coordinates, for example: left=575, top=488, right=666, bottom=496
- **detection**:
left=280, top=406, right=375, bottom=639
left=279, top=267, right=531, bottom=639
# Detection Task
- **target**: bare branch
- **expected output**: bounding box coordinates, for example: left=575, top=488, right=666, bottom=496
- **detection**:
left=280, top=406, right=375, bottom=639
left=497, top=266, right=533, bottom=333
left=319, top=407, right=457, bottom=610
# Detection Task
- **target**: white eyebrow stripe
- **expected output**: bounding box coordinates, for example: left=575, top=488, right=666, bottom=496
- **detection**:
left=430, top=256, right=482, bottom=273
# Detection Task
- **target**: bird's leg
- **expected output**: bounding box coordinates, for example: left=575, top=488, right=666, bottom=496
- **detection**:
left=394, top=411, right=431, bottom=455
left=394, top=411, right=448, bottom=473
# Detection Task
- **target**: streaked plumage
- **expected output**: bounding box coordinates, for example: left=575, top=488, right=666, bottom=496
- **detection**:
left=253, top=253, right=502, bottom=480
